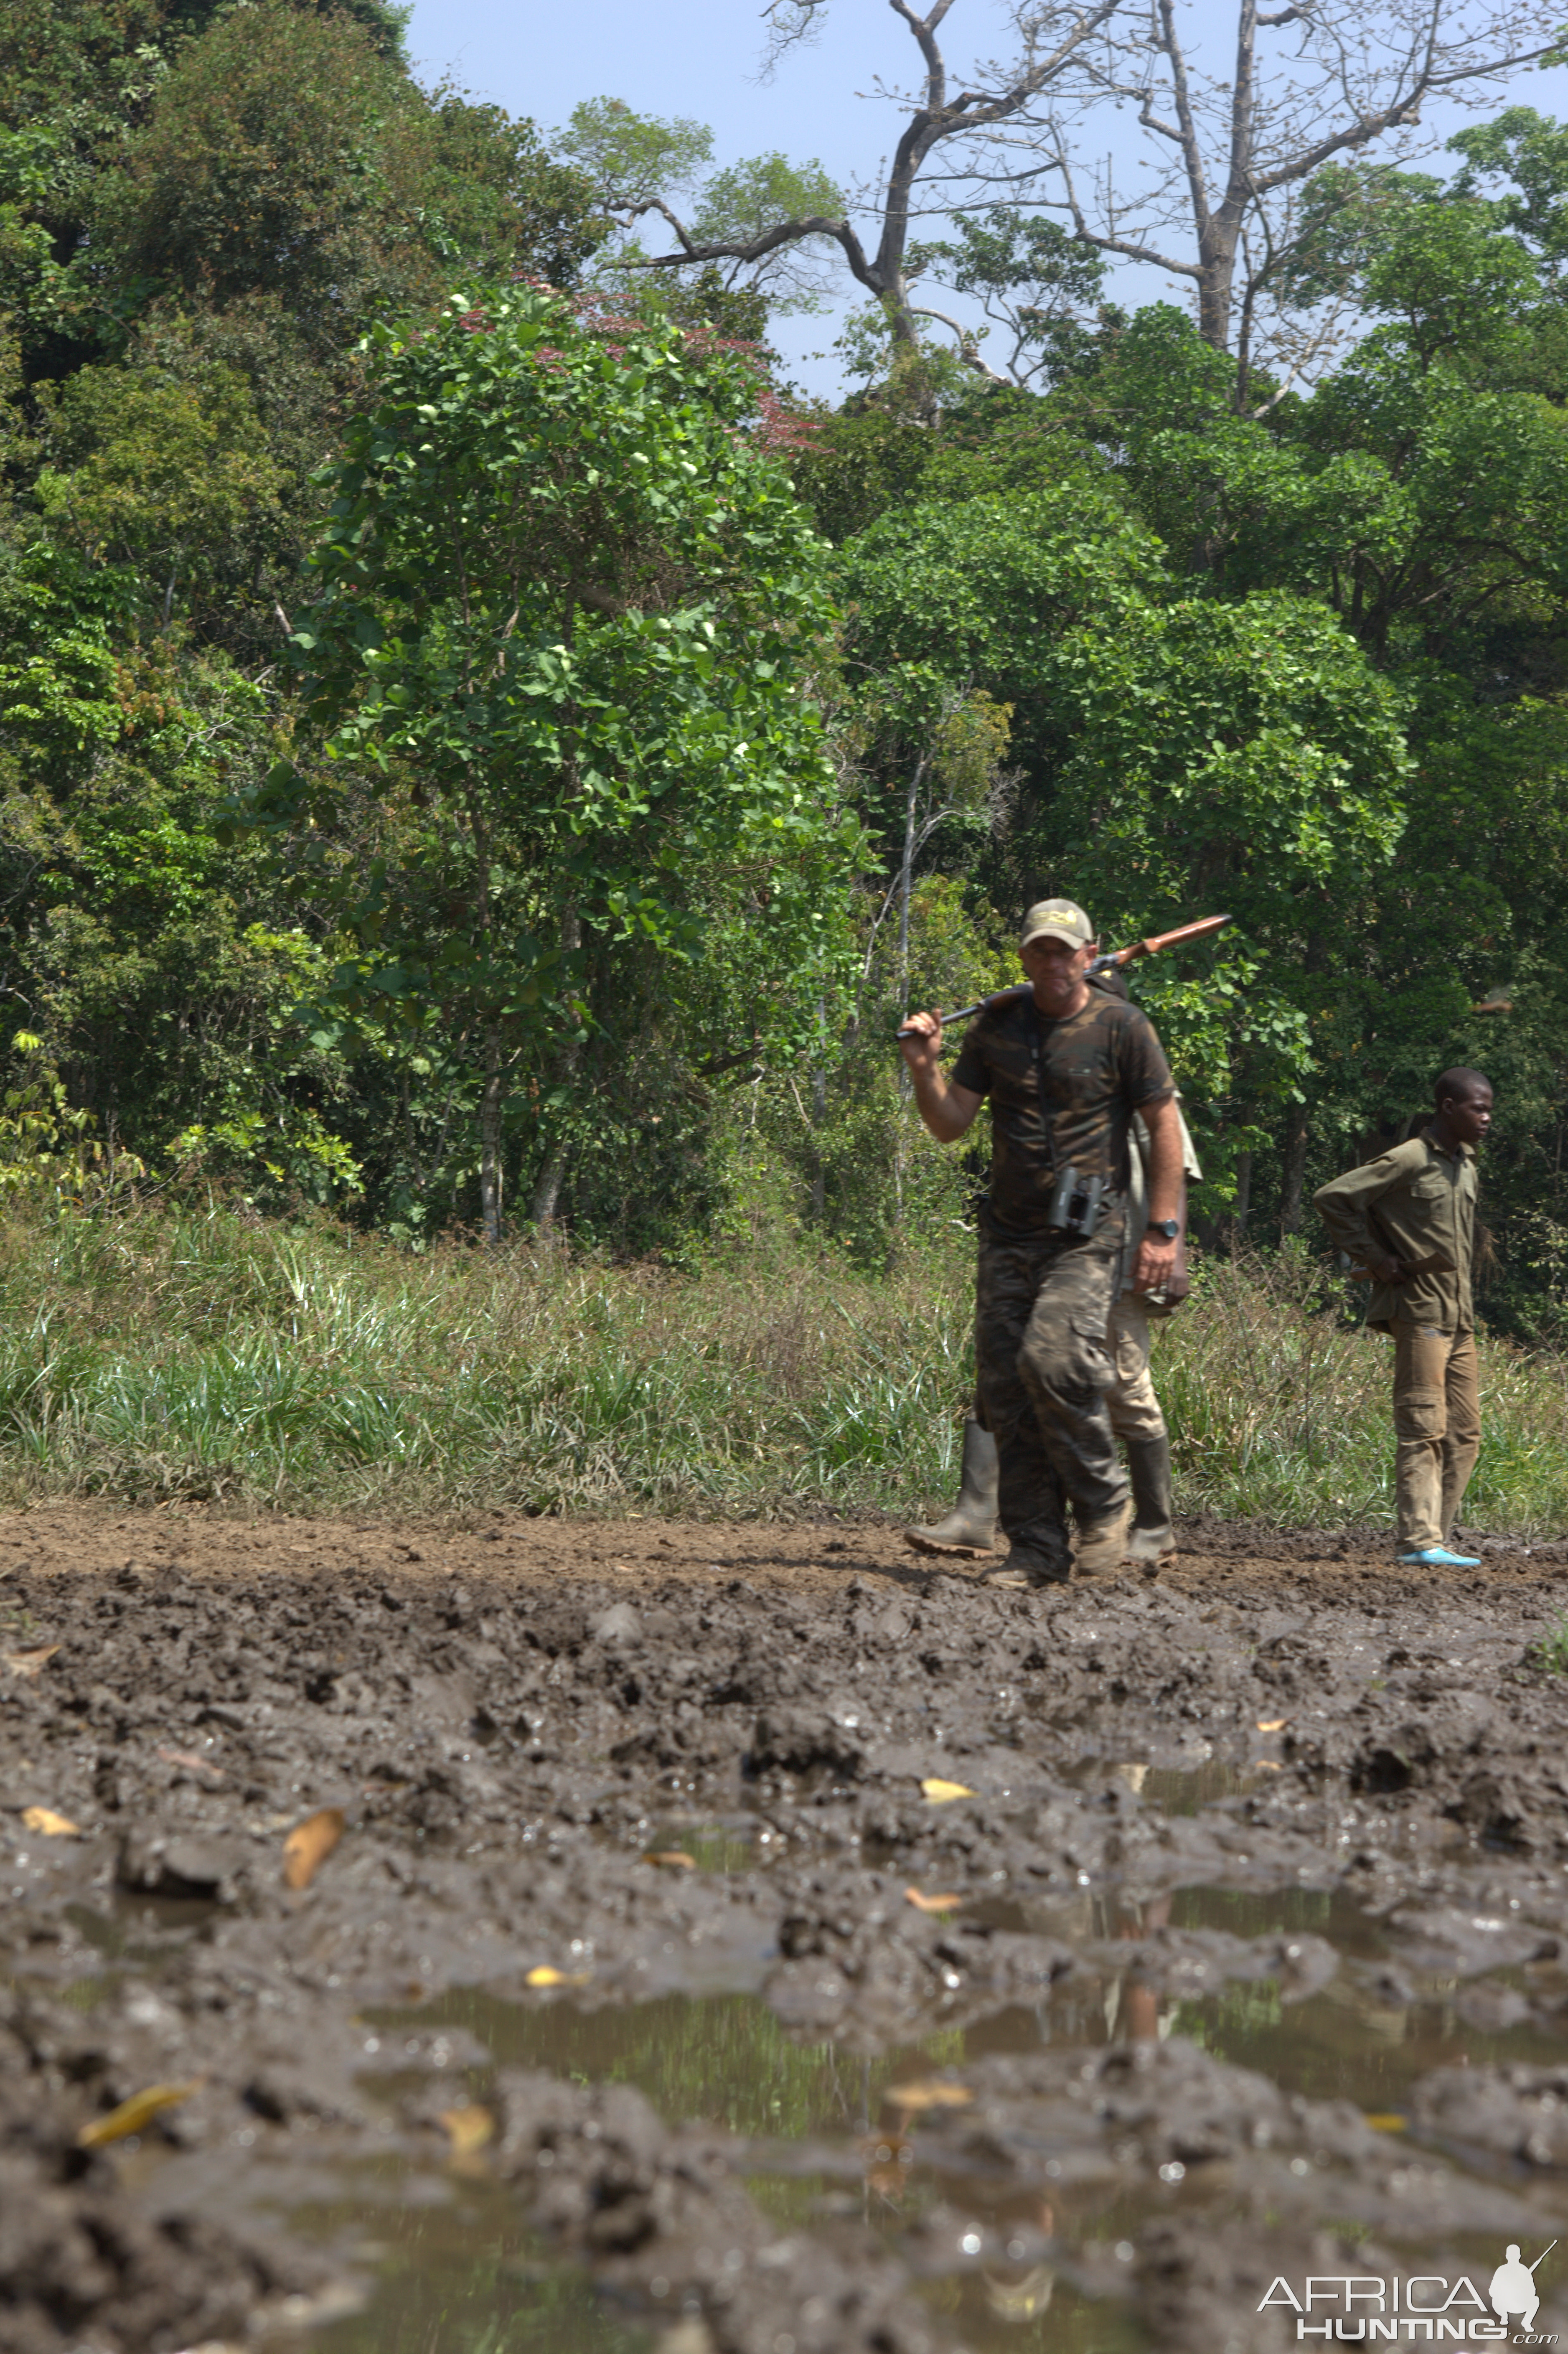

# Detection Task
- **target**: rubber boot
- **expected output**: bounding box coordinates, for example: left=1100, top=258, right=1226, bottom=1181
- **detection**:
left=905, top=1420, right=999, bottom=1556
left=1123, top=1433, right=1176, bottom=1563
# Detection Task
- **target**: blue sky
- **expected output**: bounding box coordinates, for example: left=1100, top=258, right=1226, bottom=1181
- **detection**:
left=405, top=0, right=1568, bottom=397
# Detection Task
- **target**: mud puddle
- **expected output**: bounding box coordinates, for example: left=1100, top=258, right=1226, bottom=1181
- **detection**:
left=293, top=2176, right=651, bottom=2354
left=302, top=1983, right=1148, bottom=2354
left=6, top=1503, right=1568, bottom=2353
left=334, top=1866, right=1568, bottom=2351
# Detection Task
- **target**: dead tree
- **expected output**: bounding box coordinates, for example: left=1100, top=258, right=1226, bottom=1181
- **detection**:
left=617, top=0, right=1125, bottom=371
left=1024, top=0, right=1560, bottom=391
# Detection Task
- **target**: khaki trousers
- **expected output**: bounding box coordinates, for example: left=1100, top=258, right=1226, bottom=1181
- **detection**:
left=1392, top=1322, right=1480, bottom=1551
left=1106, top=1295, right=1166, bottom=1445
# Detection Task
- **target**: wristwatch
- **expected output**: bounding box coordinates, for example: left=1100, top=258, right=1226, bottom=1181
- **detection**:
left=1147, top=1218, right=1180, bottom=1242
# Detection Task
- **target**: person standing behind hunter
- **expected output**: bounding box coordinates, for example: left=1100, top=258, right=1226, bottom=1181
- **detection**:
left=1313, top=1068, right=1493, bottom=1569
left=900, top=898, right=1183, bottom=1586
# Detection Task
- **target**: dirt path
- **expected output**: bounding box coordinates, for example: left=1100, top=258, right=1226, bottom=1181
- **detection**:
left=4, top=1503, right=1568, bottom=2354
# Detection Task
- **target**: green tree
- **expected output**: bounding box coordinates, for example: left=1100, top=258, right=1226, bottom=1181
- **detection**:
left=907, top=206, right=1108, bottom=387
left=88, top=2, right=599, bottom=336
left=1047, top=590, right=1411, bottom=1205
left=34, top=355, right=288, bottom=636
left=0, top=534, right=354, bottom=1195
left=558, top=98, right=842, bottom=322
left=257, top=279, right=856, bottom=1244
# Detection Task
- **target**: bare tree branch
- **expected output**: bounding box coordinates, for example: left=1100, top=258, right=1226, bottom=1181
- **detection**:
left=1012, top=0, right=1560, bottom=367
left=628, top=0, right=1126, bottom=365
left=908, top=303, right=1014, bottom=378
left=620, top=195, right=877, bottom=286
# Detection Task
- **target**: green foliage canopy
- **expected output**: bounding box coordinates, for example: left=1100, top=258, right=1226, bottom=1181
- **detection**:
left=254, top=279, right=857, bottom=1233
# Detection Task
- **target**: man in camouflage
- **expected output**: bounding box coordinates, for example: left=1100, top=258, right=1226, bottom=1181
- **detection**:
left=900, top=898, right=1183, bottom=1585
left=905, top=991, right=1202, bottom=1567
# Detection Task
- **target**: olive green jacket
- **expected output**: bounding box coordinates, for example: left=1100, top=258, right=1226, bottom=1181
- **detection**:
left=1313, top=1131, right=1478, bottom=1333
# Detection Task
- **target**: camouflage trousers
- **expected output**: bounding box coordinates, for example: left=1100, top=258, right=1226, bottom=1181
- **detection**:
left=974, top=1231, right=1130, bottom=1573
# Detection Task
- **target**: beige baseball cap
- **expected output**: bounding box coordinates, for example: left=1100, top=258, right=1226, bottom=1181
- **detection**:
left=1020, top=897, right=1094, bottom=951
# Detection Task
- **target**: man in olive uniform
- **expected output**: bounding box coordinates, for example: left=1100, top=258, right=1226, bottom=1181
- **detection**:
left=900, top=899, right=1183, bottom=1585
left=1313, top=1067, right=1493, bottom=1568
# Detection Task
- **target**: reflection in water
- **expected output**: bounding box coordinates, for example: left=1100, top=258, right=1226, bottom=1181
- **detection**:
left=388, top=1985, right=964, bottom=2144
left=305, top=1874, right=1567, bottom=2351
left=983, top=2260, right=1055, bottom=2321
left=927, top=2263, right=1141, bottom=2354
left=1170, top=1882, right=1388, bottom=1954
left=299, top=2174, right=651, bottom=2354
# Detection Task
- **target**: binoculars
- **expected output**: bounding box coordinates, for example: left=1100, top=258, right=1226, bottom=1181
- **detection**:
left=1047, top=1164, right=1106, bottom=1237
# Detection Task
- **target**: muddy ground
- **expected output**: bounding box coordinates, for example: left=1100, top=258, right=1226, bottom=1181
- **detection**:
left=4, top=1501, right=1568, bottom=2354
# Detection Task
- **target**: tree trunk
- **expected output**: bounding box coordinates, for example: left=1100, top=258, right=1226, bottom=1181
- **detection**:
left=1197, top=219, right=1239, bottom=350
left=1232, top=1147, right=1252, bottom=1250
left=810, top=997, right=827, bottom=1222
left=1280, top=1100, right=1309, bottom=1238
left=892, top=754, right=927, bottom=1233
left=531, top=1136, right=568, bottom=1230
left=530, top=907, right=582, bottom=1233
left=479, top=1023, right=505, bottom=1248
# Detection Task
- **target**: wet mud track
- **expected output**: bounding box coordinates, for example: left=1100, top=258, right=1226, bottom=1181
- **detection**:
left=4, top=1502, right=1568, bottom=2354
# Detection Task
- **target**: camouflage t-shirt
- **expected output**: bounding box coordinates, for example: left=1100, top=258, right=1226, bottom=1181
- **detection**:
left=951, top=988, right=1176, bottom=1240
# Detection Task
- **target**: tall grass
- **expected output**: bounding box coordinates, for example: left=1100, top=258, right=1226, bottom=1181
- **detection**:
left=0, top=1203, right=1565, bottom=1534
left=1166, top=1248, right=1568, bottom=1535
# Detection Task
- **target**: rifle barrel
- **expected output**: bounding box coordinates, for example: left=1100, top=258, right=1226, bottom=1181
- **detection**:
left=895, top=914, right=1233, bottom=1040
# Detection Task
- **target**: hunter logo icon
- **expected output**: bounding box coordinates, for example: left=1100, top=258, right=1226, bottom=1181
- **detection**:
left=1259, top=2242, right=1559, bottom=2342
left=1491, top=2246, right=1556, bottom=2334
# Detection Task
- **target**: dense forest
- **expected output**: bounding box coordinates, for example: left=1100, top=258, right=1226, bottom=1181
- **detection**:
left=7, top=0, right=1568, bottom=1331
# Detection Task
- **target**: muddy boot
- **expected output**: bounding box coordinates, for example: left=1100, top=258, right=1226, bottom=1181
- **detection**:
left=1073, top=1499, right=1133, bottom=1576
left=981, top=1545, right=1070, bottom=1590
left=1124, top=1434, right=1176, bottom=1563
left=905, top=1420, right=999, bottom=1557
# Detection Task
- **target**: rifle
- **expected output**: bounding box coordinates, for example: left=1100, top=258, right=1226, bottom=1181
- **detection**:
left=895, top=914, right=1233, bottom=1042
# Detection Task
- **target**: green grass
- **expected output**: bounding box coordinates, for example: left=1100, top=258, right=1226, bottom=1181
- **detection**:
left=1536, top=1621, right=1568, bottom=1673
left=1165, top=1248, right=1568, bottom=1536
left=0, top=1202, right=1565, bottom=1535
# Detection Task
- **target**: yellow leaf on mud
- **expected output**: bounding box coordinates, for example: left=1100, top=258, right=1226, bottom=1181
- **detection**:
left=920, top=1778, right=975, bottom=1804
left=157, top=1745, right=226, bottom=1781
left=525, top=1965, right=591, bottom=1989
left=438, top=2104, right=495, bottom=2156
left=904, top=1887, right=961, bottom=1914
left=1364, top=2113, right=1408, bottom=2133
left=643, top=1850, right=696, bottom=1870
left=1256, top=1718, right=1289, bottom=1732
left=4, top=1646, right=59, bottom=1678
left=282, top=1807, right=345, bottom=1891
left=1254, top=1760, right=1283, bottom=1771
left=887, top=2081, right=973, bottom=2111
left=21, top=1807, right=80, bottom=1837
left=78, top=2077, right=204, bottom=2148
